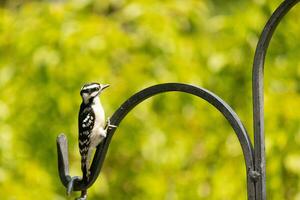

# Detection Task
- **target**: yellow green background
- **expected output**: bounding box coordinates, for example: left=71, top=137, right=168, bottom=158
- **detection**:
left=0, top=0, right=300, bottom=199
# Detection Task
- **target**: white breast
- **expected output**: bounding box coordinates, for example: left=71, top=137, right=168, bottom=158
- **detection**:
left=90, top=96, right=106, bottom=148
left=92, top=96, right=105, bottom=129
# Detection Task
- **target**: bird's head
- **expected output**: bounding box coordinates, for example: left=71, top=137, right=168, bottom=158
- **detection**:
left=80, top=82, right=109, bottom=104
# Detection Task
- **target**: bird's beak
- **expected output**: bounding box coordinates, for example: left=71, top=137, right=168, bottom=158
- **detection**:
left=100, top=84, right=110, bottom=91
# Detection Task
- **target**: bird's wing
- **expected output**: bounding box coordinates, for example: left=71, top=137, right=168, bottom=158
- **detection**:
left=78, top=106, right=95, bottom=157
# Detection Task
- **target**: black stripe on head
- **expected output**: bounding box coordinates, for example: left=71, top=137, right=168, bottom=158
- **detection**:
left=80, top=82, right=100, bottom=95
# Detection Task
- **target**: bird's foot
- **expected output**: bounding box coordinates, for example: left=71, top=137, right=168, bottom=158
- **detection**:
left=106, top=117, right=117, bottom=130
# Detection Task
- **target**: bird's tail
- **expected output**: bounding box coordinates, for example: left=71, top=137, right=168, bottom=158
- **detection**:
left=81, top=157, right=90, bottom=183
left=79, top=158, right=88, bottom=200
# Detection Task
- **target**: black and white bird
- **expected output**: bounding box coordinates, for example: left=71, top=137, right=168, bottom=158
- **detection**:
left=77, top=82, right=114, bottom=199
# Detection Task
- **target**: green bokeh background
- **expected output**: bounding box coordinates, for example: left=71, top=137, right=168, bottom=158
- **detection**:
left=0, top=0, right=300, bottom=199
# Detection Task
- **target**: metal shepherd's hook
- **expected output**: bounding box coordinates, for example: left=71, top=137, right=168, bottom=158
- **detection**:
left=56, top=0, right=300, bottom=199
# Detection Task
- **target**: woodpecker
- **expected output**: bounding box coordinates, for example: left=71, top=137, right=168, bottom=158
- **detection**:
left=77, top=82, right=115, bottom=200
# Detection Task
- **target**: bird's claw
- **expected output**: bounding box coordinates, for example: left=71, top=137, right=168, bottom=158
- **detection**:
left=106, top=117, right=117, bottom=130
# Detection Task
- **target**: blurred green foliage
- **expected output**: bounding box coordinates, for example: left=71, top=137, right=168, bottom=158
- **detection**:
left=0, top=0, right=300, bottom=199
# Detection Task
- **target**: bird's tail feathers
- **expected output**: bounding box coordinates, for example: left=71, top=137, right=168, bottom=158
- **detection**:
left=81, top=157, right=90, bottom=182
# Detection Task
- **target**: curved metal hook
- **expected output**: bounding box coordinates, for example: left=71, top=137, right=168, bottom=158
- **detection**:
left=252, top=0, right=299, bottom=199
left=57, top=83, right=256, bottom=199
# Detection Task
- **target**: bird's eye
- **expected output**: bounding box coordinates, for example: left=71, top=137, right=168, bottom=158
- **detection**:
left=91, top=88, right=98, bottom=92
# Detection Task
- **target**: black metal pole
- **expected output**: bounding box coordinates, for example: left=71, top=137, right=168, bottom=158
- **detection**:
left=252, top=0, right=300, bottom=199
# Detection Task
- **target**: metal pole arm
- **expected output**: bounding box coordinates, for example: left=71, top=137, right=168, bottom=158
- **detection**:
left=56, top=83, right=255, bottom=199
